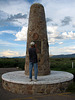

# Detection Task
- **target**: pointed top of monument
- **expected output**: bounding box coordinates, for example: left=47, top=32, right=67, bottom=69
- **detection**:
left=31, top=3, right=43, bottom=8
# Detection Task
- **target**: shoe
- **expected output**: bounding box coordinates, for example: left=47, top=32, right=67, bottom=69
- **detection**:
left=29, top=79, right=32, bottom=82
left=34, top=79, right=37, bottom=82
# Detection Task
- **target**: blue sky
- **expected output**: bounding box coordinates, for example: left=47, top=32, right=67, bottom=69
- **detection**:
left=0, top=0, right=75, bottom=57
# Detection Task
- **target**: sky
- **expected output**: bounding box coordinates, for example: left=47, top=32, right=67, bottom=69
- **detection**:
left=0, top=0, right=75, bottom=57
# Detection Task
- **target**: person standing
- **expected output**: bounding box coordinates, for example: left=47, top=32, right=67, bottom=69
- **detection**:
left=29, top=42, right=38, bottom=82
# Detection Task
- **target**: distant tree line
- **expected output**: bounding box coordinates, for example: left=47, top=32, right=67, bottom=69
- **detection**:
left=0, top=58, right=25, bottom=70
left=0, top=57, right=75, bottom=74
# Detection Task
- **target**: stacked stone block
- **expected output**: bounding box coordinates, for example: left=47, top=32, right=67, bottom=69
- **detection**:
left=2, top=80, right=73, bottom=95
left=25, top=3, right=50, bottom=76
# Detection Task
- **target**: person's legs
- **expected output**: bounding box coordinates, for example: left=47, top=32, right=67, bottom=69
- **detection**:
left=29, top=62, right=33, bottom=79
left=34, top=63, right=38, bottom=80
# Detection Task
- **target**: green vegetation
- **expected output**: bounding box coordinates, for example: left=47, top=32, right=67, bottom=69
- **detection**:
left=50, top=58, right=75, bottom=74
left=0, top=57, right=75, bottom=73
left=0, top=58, right=25, bottom=70
left=50, top=57, right=75, bottom=93
left=0, top=57, right=75, bottom=93
left=66, top=82, right=75, bottom=93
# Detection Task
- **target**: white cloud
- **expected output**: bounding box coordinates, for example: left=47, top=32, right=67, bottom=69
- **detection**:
left=47, top=25, right=75, bottom=44
left=41, top=0, right=75, bottom=19
left=12, top=18, right=28, bottom=27
left=40, top=0, right=75, bottom=32
left=0, top=10, right=8, bottom=19
left=0, top=0, right=30, bottom=15
left=0, top=49, right=26, bottom=57
left=14, top=25, right=75, bottom=47
left=73, top=22, right=75, bottom=27
left=0, top=39, right=25, bottom=47
left=0, top=0, right=30, bottom=27
left=0, top=0, right=75, bottom=56
left=47, top=26, right=63, bottom=44
left=15, top=25, right=58, bottom=43
left=0, top=49, right=19, bottom=57
left=60, top=46, right=75, bottom=54
left=49, top=45, right=75, bottom=55
left=48, top=38, right=56, bottom=44
left=47, top=26, right=58, bottom=43
left=58, top=42, right=63, bottom=44
left=68, top=31, right=75, bottom=39
left=0, top=30, right=16, bottom=35
left=62, top=32, right=68, bottom=39
left=62, top=31, right=75, bottom=39
left=47, top=26, right=58, bottom=36
left=15, top=26, right=27, bottom=41
left=15, top=25, right=75, bottom=44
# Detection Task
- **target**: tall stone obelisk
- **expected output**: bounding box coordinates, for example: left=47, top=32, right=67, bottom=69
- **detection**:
left=25, top=3, right=50, bottom=76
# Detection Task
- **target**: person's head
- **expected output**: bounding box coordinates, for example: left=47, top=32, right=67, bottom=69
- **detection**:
left=30, top=42, right=35, bottom=48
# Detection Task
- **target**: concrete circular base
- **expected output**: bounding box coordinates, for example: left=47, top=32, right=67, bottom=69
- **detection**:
left=2, top=71, right=73, bottom=95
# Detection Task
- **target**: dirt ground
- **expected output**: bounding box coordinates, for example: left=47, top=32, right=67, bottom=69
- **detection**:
left=0, top=68, right=75, bottom=100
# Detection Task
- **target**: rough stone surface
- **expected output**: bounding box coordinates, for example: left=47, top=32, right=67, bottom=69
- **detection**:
left=2, top=71, right=74, bottom=95
left=2, top=79, right=73, bottom=95
left=25, top=3, right=50, bottom=76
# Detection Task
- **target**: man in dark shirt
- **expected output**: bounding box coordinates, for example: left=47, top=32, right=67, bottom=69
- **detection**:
left=29, top=42, right=38, bottom=82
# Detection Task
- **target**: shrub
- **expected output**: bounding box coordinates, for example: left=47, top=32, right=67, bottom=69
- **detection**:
left=0, top=58, right=25, bottom=70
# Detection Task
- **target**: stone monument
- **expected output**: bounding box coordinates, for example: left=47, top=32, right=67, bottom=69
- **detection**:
left=2, top=3, right=74, bottom=95
left=25, top=3, right=50, bottom=76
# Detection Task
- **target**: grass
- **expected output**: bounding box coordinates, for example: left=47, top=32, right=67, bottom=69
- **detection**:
left=50, top=58, right=75, bottom=93
left=0, top=58, right=25, bottom=70
left=0, top=57, right=75, bottom=93
left=66, top=82, right=75, bottom=93
left=50, top=58, right=75, bottom=74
